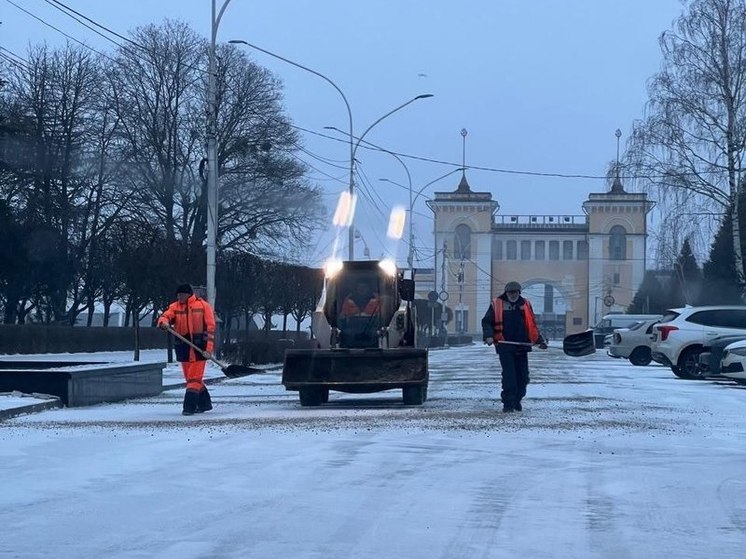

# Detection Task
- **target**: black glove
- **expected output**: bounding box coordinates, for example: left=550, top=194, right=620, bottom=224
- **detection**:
left=537, top=337, right=548, bottom=350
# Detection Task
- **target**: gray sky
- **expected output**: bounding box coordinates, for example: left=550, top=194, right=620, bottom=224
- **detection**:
left=1, top=0, right=685, bottom=266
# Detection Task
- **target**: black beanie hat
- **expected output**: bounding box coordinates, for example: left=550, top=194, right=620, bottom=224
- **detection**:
left=176, top=284, right=193, bottom=295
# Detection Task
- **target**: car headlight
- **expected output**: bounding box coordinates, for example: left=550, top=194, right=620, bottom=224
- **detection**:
left=728, top=347, right=746, bottom=357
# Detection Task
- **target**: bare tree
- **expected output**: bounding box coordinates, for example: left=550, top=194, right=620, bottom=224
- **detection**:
left=627, top=0, right=746, bottom=296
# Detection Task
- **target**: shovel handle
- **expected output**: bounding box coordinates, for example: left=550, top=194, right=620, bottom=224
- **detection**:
left=163, top=325, right=215, bottom=361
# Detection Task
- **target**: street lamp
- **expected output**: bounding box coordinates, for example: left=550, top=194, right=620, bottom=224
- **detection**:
left=228, top=38, right=432, bottom=260
left=206, top=0, right=236, bottom=308
left=380, top=168, right=462, bottom=270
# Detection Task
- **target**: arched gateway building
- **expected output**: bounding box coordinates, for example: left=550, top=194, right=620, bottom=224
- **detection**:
left=420, top=172, right=655, bottom=339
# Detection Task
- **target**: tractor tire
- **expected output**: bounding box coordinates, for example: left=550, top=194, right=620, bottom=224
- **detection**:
left=629, top=347, right=652, bottom=367
left=403, top=384, right=426, bottom=405
left=299, top=386, right=327, bottom=407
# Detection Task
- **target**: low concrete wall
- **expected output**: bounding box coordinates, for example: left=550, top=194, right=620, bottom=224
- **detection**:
left=0, top=361, right=166, bottom=407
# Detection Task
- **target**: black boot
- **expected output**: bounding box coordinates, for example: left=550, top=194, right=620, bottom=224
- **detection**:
left=182, top=389, right=199, bottom=415
left=196, top=387, right=213, bottom=413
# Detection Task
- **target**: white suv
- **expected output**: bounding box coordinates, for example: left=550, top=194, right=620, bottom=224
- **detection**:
left=651, top=306, right=746, bottom=379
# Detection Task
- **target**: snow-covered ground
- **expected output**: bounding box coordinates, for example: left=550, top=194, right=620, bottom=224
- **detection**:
left=1, top=344, right=745, bottom=558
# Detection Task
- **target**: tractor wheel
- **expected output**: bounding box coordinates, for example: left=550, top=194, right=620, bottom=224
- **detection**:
left=403, top=384, right=426, bottom=405
left=299, top=387, right=326, bottom=406
left=629, top=347, right=652, bottom=367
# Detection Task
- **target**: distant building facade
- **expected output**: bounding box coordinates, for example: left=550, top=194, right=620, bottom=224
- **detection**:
left=417, top=173, right=654, bottom=339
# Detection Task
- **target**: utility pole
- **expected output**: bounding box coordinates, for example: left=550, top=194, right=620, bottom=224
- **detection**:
left=206, top=0, right=234, bottom=308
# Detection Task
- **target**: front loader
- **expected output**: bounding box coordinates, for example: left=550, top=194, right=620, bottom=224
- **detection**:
left=282, top=259, right=428, bottom=406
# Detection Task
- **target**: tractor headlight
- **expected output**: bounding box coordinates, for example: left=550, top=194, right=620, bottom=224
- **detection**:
left=324, top=258, right=344, bottom=279
left=378, top=258, right=397, bottom=277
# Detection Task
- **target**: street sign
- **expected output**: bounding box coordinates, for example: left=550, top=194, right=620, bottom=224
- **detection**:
left=603, top=295, right=615, bottom=307
left=427, top=290, right=438, bottom=303
left=439, top=290, right=449, bottom=302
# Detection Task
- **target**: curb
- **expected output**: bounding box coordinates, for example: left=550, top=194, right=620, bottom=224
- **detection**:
left=0, top=396, right=63, bottom=421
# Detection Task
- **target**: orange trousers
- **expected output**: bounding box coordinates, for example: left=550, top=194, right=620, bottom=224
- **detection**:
left=181, top=360, right=207, bottom=392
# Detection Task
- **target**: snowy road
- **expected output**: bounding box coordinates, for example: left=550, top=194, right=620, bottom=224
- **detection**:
left=1, top=344, right=746, bottom=558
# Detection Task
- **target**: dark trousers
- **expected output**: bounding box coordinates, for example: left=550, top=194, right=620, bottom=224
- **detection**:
left=497, top=346, right=530, bottom=407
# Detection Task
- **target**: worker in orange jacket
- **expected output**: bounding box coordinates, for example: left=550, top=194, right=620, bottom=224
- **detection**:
left=481, top=281, right=547, bottom=413
left=340, top=280, right=380, bottom=317
left=158, top=284, right=216, bottom=415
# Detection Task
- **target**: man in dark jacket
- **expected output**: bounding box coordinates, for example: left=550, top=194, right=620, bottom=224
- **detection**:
left=481, top=281, right=547, bottom=412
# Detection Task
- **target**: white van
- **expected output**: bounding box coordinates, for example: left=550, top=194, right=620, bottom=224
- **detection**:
left=593, top=314, right=662, bottom=349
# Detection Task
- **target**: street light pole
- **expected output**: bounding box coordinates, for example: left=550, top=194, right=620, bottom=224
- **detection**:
left=229, top=40, right=433, bottom=260
left=227, top=39, right=354, bottom=256
left=380, top=168, right=461, bottom=269
left=207, top=0, right=235, bottom=308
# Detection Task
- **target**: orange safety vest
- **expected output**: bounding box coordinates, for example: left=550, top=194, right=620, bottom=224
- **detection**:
left=341, top=294, right=380, bottom=317
left=158, top=295, right=216, bottom=361
left=492, top=297, right=540, bottom=344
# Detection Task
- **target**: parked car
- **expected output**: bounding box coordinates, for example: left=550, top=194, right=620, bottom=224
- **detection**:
left=607, top=317, right=661, bottom=366
left=697, top=334, right=746, bottom=377
left=720, top=339, right=746, bottom=385
left=593, top=313, right=661, bottom=349
left=651, top=306, right=746, bottom=379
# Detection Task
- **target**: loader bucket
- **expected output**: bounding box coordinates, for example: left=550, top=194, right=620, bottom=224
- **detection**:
left=282, top=348, right=428, bottom=393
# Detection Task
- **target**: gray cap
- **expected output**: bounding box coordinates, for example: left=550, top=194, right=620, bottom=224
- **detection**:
left=504, top=281, right=522, bottom=293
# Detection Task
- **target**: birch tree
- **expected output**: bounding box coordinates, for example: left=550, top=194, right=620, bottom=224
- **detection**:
left=627, top=0, right=746, bottom=296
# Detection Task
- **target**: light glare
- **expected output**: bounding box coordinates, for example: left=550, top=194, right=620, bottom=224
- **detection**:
left=324, top=258, right=344, bottom=279
left=332, top=192, right=357, bottom=227
left=378, top=258, right=397, bottom=277
left=387, top=206, right=406, bottom=239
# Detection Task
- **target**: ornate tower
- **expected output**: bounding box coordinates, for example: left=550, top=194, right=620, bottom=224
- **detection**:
left=583, top=130, right=655, bottom=324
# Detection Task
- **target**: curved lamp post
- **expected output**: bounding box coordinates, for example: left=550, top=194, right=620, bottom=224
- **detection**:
left=206, top=0, right=238, bottom=308
left=380, top=168, right=462, bottom=270
left=228, top=38, right=432, bottom=260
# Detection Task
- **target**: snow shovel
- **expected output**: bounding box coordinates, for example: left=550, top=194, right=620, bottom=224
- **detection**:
left=163, top=325, right=264, bottom=378
left=562, top=329, right=596, bottom=357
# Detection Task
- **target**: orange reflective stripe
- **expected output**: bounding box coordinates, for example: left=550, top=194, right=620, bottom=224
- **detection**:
left=492, top=298, right=504, bottom=340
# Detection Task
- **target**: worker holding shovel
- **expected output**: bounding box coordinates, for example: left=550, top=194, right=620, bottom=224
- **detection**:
left=481, top=281, right=547, bottom=413
left=158, top=284, right=216, bottom=415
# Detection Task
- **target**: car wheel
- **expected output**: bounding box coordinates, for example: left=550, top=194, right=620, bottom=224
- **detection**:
left=677, top=347, right=704, bottom=379
left=671, top=366, right=687, bottom=378
left=629, top=347, right=652, bottom=366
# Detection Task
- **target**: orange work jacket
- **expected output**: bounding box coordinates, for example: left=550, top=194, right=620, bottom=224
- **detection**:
left=492, top=297, right=540, bottom=344
left=158, top=295, right=216, bottom=362
left=341, top=294, right=380, bottom=317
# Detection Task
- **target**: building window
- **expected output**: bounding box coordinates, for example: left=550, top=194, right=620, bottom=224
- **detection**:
left=573, top=317, right=583, bottom=326
left=455, top=310, right=469, bottom=334
left=506, top=240, right=517, bottom=260
left=454, top=224, right=471, bottom=259
left=563, top=240, right=573, bottom=260
left=549, top=240, right=559, bottom=260
left=577, top=240, right=589, bottom=260
left=609, top=225, right=627, bottom=260
left=613, top=272, right=620, bottom=285
left=492, top=239, right=503, bottom=260
left=521, top=240, right=531, bottom=260
left=535, top=241, right=545, bottom=260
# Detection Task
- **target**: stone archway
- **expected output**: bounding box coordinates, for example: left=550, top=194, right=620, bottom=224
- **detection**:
left=518, top=278, right=575, bottom=341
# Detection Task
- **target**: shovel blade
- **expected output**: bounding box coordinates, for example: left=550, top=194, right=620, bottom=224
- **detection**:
left=222, top=364, right=264, bottom=378
left=563, top=330, right=596, bottom=357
